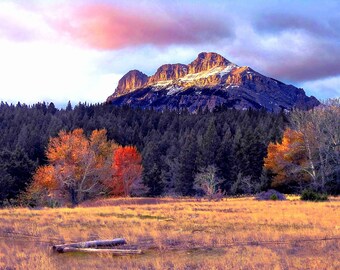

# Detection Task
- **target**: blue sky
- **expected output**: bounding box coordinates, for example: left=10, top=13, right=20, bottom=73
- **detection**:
left=0, top=0, right=339, bottom=106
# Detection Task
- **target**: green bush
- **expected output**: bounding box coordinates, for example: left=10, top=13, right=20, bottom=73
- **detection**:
left=270, top=194, right=278, bottom=201
left=256, top=189, right=286, bottom=201
left=300, top=189, right=328, bottom=201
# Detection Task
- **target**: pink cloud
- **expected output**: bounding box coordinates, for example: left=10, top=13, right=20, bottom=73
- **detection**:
left=49, top=3, right=232, bottom=50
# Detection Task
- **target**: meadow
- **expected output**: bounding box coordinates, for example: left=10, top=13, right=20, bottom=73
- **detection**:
left=0, top=197, right=339, bottom=270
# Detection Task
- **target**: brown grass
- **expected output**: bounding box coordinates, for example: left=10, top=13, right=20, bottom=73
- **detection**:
left=0, top=196, right=339, bottom=269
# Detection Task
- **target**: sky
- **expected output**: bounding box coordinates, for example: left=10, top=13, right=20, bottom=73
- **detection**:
left=0, top=0, right=339, bottom=106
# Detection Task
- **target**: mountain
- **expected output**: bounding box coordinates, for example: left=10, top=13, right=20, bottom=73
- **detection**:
left=106, top=52, right=320, bottom=112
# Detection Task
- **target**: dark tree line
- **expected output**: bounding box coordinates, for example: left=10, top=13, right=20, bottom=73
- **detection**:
left=0, top=101, right=288, bottom=204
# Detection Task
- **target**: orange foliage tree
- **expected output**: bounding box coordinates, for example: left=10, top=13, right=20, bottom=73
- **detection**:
left=264, top=128, right=310, bottom=190
left=110, top=146, right=144, bottom=196
left=32, top=129, right=117, bottom=205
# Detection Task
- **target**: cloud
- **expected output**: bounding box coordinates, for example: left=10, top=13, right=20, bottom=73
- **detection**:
left=47, top=2, right=233, bottom=50
left=234, top=12, right=340, bottom=82
left=0, top=2, right=54, bottom=42
left=255, top=13, right=338, bottom=38
left=220, top=18, right=340, bottom=84
left=300, top=76, right=340, bottom=100
left=264, top=45, right=340, bottom=82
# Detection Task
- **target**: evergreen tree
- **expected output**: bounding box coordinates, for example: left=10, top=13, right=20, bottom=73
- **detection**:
left=176, top=133, right=198, bottom=195
left=196, top=118, right=220, bottom=168
left=142, top=142, right=164, bottom=195
left=0, top=148, right=37, bottom=204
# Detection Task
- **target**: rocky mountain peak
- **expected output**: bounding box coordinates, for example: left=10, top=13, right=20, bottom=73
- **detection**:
left=188, top=52, right=231, bottom=74
left=112, top=52, right=235, bottom=98
left=114, top=70, right=148, bottom=97
left=107, top=52, right=319, bottom=112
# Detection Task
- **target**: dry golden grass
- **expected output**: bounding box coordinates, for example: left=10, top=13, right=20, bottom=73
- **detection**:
left=0, top=197, right=339, bottom=269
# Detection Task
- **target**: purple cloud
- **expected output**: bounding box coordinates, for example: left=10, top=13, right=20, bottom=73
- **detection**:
left=255, top=13, right=338, bottom=38
left=226, top=12, right=340, bottom=83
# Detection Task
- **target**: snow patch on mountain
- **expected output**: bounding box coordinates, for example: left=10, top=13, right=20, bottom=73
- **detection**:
left=219, top=64, right=238, bottom=77
left=179, top=65, right=233, bottom=82
left=151, top=63, right=237, bottom=89
left=153, top=80, right=172, bottom=87
left=167, top=85, right=183, bottom=95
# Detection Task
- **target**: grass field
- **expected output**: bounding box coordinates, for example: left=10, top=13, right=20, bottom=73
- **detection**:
left=0, top=196, right=339, bottom=270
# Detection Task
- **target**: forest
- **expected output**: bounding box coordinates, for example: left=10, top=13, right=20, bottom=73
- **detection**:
left=0, top=100, right=338, bottom=206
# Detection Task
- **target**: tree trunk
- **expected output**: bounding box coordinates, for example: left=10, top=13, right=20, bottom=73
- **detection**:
left=53, top=238, right=127, bottom=252
left=57, top=247, right=141, bottom=254
left=303, top=135, right=318, bottom=189
left=70, top=188, right=78, bottom=206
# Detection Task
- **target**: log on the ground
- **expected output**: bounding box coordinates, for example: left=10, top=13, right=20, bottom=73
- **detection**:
left=53, top=238, right=127, bottom=252
left=59, top=247, right=142, bottom=255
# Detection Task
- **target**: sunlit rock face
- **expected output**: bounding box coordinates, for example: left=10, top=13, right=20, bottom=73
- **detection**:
left=148, top=64, right=188, bottom=84
left=107, top=52, right=320, bottom=112
left=108, top=70, right=148, bottom=98
left=187, top=52, right=231, bottom=74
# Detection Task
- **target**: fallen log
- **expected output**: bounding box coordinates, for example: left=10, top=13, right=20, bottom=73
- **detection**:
left=53, top=238, right=127, bottom=253
left=60, top=247, right=142, bottom=255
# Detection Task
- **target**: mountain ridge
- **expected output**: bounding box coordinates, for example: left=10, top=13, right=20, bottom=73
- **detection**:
left=106, top=52, right=320, bottom=112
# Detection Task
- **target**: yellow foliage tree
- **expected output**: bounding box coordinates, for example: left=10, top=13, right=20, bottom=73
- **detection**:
left=264, top=128, right=310, bottom=189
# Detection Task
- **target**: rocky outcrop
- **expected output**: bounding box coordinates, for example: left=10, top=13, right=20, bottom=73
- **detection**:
left=110, top=52, right=234, bottom=97
left=187, top=52, right=230, bottom=74
left=111, top=70, right=148, bottom=97
left=107, top=52, right=320, bottom=112
left=148, top=64, right=188, bottom=84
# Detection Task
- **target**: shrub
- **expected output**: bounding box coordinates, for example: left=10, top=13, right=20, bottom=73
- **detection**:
left=300, top=189, right=328, bottom=201
left=256, top=189, right=286, bottom=201
left=270, top=194, right=278, bottom=201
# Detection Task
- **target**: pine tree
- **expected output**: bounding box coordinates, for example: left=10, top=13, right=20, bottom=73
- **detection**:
left=176, top=133, right=198, bottom=195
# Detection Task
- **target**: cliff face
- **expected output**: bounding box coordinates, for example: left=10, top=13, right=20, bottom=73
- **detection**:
left=187, top=52, right=230, bottom=73
left=110, top=70, right=148, bottom=98
left=107, top=52, right=320, bottom=112
left=148, top=64, right=188, bottom=84
left=110, top=52, right=234, bottom=97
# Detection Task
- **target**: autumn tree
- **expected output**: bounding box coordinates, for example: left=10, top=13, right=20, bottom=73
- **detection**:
left=32, top=129, right=116, bottom=205
left=264, top=128, right=310, bottom=191
left=110, top=146, right=144, bottom=196
left=265, top=99, right=340, bottom=194
left=290, top=99, right=340, bottom=192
